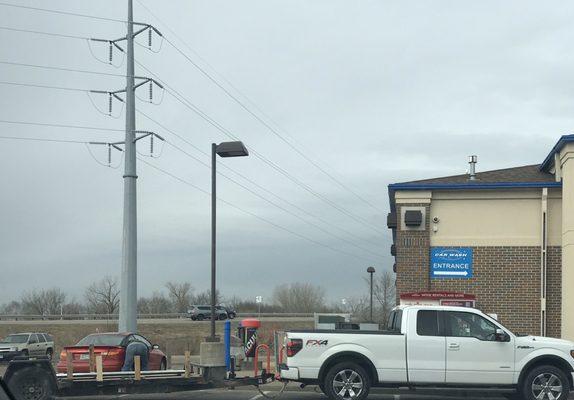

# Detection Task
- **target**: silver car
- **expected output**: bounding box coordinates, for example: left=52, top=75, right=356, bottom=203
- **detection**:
left=187, top=305, right=228, bottom=321
left=0, top=333, right=55, bottom=361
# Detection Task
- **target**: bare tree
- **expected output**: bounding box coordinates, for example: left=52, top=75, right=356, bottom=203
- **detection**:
left=0, top=301, right=22, bottom=315
left=85, top=276, right=120, bottom=314
left=138, top=292, right=172, bottom=314
left=191, top=289, right=221, bottom=305
left=273, top=282, right=325, bottom=313
left=372, top=270, right=396, bottom=326
left=345, top=296, right=370, bottom=321
left=165, top=282, right=193, bottom=313
left=62, top=300, right=84, bottom=315
left=21, top=288, right=66, bottom=315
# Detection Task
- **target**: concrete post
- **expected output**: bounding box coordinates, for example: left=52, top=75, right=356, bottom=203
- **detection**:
left=560, top=143, right=574, bottom=340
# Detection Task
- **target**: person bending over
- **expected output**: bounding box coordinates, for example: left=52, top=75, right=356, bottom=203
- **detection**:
left=121, top=341, right=149, bottom=371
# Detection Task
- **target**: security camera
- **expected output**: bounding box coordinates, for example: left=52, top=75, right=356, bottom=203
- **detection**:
left=432, top=216, right=440, bottom=223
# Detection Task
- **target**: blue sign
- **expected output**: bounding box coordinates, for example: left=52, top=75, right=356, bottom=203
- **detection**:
left=430, top=247, right=473, bottom=279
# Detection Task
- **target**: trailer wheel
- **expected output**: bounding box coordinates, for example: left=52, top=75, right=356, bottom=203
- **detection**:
left=7, top=366, right=54, bottom=400
left=324, top=361, right=370, bottom=400
left=197, top=314, right=205, bottom=321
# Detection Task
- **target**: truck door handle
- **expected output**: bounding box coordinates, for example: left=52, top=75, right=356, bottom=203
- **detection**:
left=448, top=343, right=460, bottom=350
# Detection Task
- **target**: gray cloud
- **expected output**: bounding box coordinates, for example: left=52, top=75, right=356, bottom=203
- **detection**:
left=1, top=0, right=572, bottom=305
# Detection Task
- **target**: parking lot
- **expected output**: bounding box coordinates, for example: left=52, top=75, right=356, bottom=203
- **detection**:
left=68, top=387, right=512, bottom=400
left=67, top=387, right=574, bottom=400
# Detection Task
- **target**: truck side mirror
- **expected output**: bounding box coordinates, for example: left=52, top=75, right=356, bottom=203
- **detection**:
left=495, top=328, right=509, bottom=342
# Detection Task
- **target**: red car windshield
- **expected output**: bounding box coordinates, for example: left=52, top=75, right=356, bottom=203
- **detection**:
left=76, top=335, right=125, bottom=347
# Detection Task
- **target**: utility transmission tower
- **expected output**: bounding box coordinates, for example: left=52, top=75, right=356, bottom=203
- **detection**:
left=121, top=0, right=138, bottom=334
left=89, top=0, right=164, bottom=332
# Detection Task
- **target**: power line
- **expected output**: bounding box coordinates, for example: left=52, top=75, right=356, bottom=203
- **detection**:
left=137, top=157, right=378, bottom=264
left=163, top=139, right=384, bottom=259
left=0, top=74, right=382, bottom=259
left=0, top=81, right=88, bottom=92
left=137, top=109, right=382, bottom=248
left=0, top=55, right=384, bottom=234
left=0, top=2, right=125, bottom=23
left=133, top=59, right=386, bottom=235
left=0, top=135, right=125, bottom=168
left=0, top=135, right=89, bottom=144
left=136, top=0, right=383, bottom=214
left=0, top=24, right=384, bottom=234
left=0, top=119, right=123, bottom=133
left=0, top=69, right=382, bottom=259
left=0, top=26, right=90, bottom=40
left=0, top=60, right=126, bottom=78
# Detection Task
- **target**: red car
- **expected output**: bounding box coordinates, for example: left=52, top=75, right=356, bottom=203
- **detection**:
left=56, top=332, right=167, bottom=373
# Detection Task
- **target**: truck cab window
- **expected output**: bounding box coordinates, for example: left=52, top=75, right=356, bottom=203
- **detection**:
left=386, top=309, right=402, bottom=332
left=446, top=311, right=498, bottom=341
left=416, top=310, right=440, bottom=336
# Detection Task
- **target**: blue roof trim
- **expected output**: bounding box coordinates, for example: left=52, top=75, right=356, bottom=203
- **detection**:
left=388, top=181, right=562, bottom=190
left=540, top=134, right=574, bottom=172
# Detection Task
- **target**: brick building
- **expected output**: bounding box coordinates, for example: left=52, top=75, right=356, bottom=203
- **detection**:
left=387, top=135, right=574, bottom=340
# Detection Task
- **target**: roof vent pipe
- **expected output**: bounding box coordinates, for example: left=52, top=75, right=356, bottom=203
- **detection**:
left=468, top=155, right=478, bottom=180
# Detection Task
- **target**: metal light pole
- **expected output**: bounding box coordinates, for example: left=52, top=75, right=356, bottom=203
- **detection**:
left=119, top=0, right=138, bottom=333
left=367, top=266, right=375, bottom=322
left=210, top=141, right=249, bottom=341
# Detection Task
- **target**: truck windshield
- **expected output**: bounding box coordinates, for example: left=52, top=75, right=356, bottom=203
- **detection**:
left=1, top=335, right=28, bottom=344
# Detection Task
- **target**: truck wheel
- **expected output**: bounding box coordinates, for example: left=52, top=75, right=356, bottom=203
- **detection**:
left=7, top=366, right=54, bottom=400
left=45, top=349, right=53, bottom=361
left=197, top=314, right=204, bottom=321
left=324, top=362, right=370, bottom=400
left=522, top=365, right=570, bottom=400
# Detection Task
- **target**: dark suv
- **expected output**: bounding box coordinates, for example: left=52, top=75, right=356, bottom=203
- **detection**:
left=187, top=305, right=228, bottom=321
left=216, top=305, right=237, bottom=319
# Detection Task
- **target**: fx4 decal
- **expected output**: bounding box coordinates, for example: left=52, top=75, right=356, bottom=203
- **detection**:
left=306, top=339, right=328, bottom=347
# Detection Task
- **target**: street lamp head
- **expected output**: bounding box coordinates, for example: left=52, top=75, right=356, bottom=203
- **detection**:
left=367, top=266, right=376, bottom=274
left=215, top=141, right=249, bottom=158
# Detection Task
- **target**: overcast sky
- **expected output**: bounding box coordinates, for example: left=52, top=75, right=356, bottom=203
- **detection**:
left=0, top=0, right=573, bottom=306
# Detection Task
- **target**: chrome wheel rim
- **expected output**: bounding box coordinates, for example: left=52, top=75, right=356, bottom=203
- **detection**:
left=532, top=373, right=563, bottom=400
left=332, top=369, right=363, bottom=399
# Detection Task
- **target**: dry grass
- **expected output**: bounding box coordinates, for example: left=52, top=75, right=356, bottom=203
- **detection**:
left=0, top=319, right=313, bottom=363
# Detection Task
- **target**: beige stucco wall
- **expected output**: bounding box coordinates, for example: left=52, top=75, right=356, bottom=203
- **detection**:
left=559, top=143, right=574, bottom=340
left=429, top=189, right=562, bottom=247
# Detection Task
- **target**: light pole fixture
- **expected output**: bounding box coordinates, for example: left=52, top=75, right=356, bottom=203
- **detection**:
left=367, top=266, right=376, bottom=322
left=209, top=141, right=249, bottom=342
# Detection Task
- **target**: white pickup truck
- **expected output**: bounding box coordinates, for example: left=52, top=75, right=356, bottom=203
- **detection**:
left=278, top=305, right=574, bottom=400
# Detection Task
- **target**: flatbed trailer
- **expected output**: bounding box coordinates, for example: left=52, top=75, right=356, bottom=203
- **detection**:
left=3, top=358, right=275, bottom=400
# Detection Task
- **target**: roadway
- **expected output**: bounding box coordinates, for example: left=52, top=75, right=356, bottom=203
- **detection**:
left=0, top=317, right=312, bottom=325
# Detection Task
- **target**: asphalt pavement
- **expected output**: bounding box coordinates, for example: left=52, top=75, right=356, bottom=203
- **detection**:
left=53, top=385, right=538, bottom=400
left=56, top=383, right=574, bottom=400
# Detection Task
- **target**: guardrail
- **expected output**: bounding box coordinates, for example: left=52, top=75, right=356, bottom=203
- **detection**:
left=0, top=312, right=314, bottom=321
